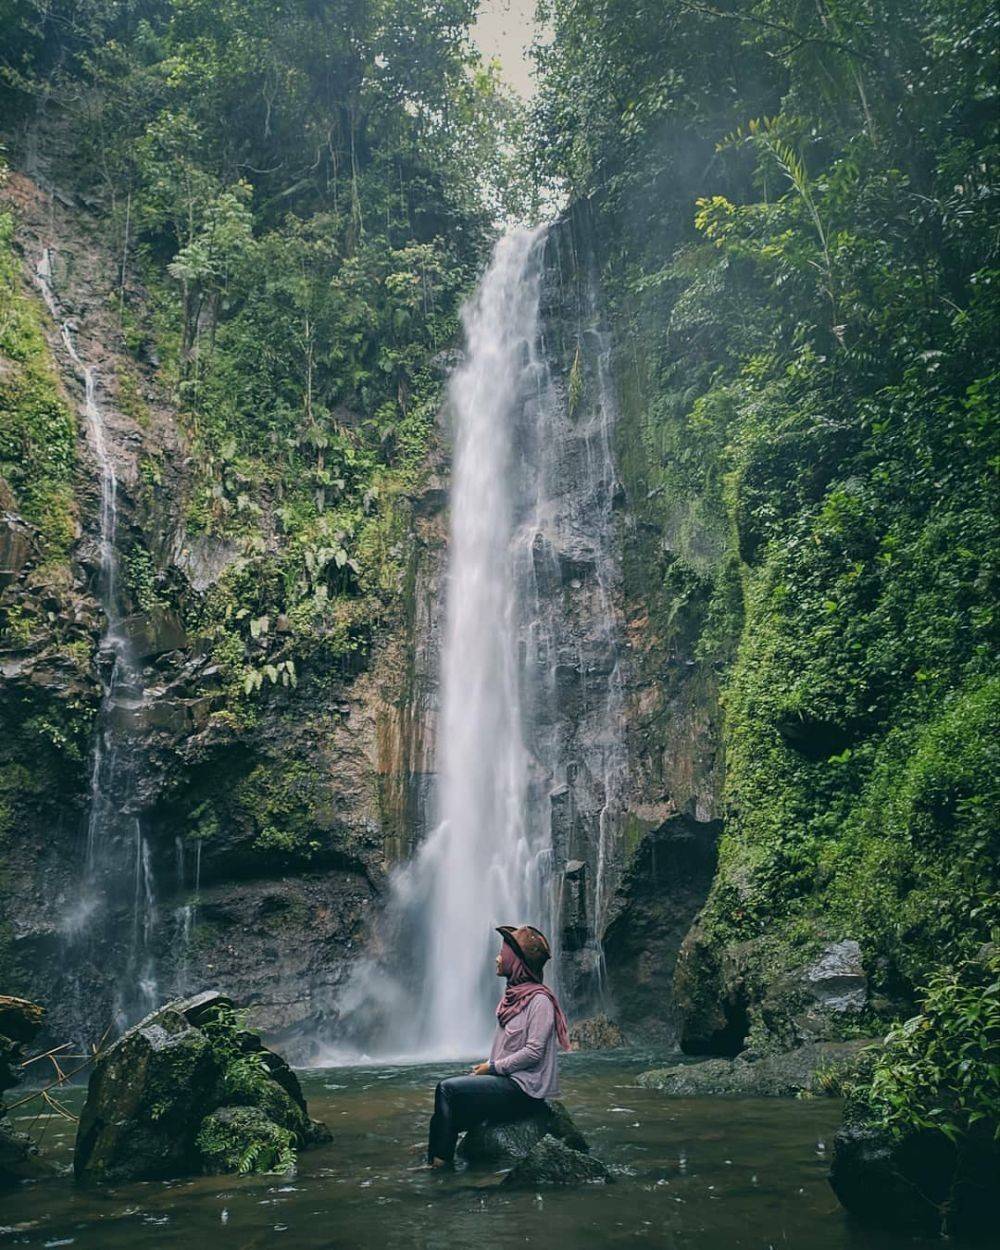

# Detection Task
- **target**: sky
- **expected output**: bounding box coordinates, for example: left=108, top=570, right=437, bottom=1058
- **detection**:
left=472, top=0, right=540, bottom=97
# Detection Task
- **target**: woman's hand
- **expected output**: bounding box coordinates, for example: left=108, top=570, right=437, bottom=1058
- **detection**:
left=470, top=1061, right=490, bottom=1076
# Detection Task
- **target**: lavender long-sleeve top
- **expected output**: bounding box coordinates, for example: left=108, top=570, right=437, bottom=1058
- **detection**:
left=487, top=994, right=560, bottom=1099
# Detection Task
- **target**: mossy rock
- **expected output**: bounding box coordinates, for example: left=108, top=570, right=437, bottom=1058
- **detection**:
left=500, top=1135, right=613, bottom=1188
left=830, top=1120, right=999, bottom=1240
left=196, top=1105, right=296, bottom=1175
left=458, top=1099, right=589, bottom=1165
left=215, top=1052, right=308, bottom=1139
left=637, top=1040, right=875, bottom=1098
left=1, top=1116, right=53, bottom=1185
left=74, top=1008, right=219, bottom=1181
left=73, top=992, right=329, bottom=1182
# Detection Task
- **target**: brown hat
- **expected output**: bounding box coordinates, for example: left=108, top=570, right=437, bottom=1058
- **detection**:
left=496, top=925, right=552, bottom=977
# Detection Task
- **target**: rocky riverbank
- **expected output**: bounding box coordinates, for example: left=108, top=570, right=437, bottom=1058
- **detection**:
left=0, top=994, right=48, bottom=1184
left=637, top=1040, right=875, bottom=1098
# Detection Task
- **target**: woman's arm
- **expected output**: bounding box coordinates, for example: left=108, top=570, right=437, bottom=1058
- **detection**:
left=489, top=997, right=554, bottom=1076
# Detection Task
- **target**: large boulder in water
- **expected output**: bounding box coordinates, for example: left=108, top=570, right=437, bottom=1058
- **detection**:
left=458, top=1098, right=589, bottom=1165
left=74, top=991, right=329, bottom=1182
left=0, top=996, right=45, bottom=1078
left=830, top=1120, right=998, bottom=1240
left=501, top=1134, right=614, bottom=1188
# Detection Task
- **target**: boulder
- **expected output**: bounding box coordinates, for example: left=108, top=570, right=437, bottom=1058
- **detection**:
left=74, top=1007, right=219, bottom=1181
left=0, top=996, right=46, bottom=1053
left=569, top=1013, right=628, bottom=1050
left=1, top=996, right=46, bottom=1093
left=637, top=1040, right=875, bottom=1097
left=802, top=940, right=867, bottom=1013
left=1, top=1118, right=50, bottom=1184
left=74, top=991, right=329, bottom=1182
left=458, top=1098, right=589, bottom=1165
left=120, top=606, right=188, bottom=659
left=830, top=1120, right=998, bottom=1240
left=0, top=995, right=51, bottom=1185
left=501, top=1134, right=614, bottom=1187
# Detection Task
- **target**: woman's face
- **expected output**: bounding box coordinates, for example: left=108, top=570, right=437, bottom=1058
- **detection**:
left=495, top=946, right=504, bottom=976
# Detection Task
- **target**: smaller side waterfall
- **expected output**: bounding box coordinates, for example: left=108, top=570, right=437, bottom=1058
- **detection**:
left=35, top=248, right=160, bottom=1034
left=173, top=835, right=202, bottom=997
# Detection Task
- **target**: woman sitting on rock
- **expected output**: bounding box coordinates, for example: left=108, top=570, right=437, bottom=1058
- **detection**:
left=427, top=924, right=570, bottom=1168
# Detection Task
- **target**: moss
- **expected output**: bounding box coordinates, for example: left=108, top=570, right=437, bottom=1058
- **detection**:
left=0, top=206, right=78, bottom=559
left=114, top=362, right=151, bottom=428
left=219, top=1052, right=306, bottom=1135
left=601, top=206, right=998, bottom=1045
left=123, top=542, right=169, bottom=613
left=234, top=760, right=324, bottom=861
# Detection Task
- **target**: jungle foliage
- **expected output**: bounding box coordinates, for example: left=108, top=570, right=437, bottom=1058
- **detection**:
left=1, top=0, right=528, bottom=697
left=0, top=180, right=77, bottom=560
left=534, top=0, right=998, bottom=1026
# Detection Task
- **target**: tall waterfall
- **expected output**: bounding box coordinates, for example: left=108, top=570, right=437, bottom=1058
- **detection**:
left=35, top=248, right=160, bottom=1036
left=329, top=223, right=627, bottom=1060
left=399, top=228, right=553, bottom=1056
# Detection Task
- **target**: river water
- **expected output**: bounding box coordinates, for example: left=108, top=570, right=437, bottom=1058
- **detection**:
left=4, top=1053, right=935, bottom=1249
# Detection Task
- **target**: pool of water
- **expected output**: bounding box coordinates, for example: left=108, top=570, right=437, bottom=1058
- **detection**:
left=3, top=1052, right=937, bottom=1249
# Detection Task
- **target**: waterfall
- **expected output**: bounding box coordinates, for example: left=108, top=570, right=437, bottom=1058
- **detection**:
left=173, top=835, right=202, bottom=996
left=409, top=227, right=557, bottom=1055
left=34, top=248, right=160, bottom=1036
left=327, top=223, right=627, bottom=1060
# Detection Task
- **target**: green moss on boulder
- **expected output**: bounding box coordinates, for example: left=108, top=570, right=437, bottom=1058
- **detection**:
left=74, top=991, right=329, bottom=1182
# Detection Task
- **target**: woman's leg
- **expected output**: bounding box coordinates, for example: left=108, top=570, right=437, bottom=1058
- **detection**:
left=427, top=1074, right=538, bottom=1164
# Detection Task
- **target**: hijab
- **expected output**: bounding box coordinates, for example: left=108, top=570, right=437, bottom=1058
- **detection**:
left=495, top=942, right=570, bottom=1050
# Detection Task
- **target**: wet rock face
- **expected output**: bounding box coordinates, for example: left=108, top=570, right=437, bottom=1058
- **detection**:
left=603, top=815, right=720, bottom=1043
left=674, top=925, right=872, bottom=1057
left=458, top=1098, right=589, bottom=1165
left=830, top=1120, right=999, bottom=1240
left=0, top=167, right=447, bottom=1055
left=803, top=940, right=867, bottom=1013
left=0, top=512, right=36, bottom=586
left=501, top=1134, right=614, bottom=1187
left=74, top=992, right=329, bottom=1181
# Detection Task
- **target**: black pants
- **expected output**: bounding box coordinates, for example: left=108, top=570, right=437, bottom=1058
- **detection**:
left=427, top=1074, right=541, bottom=1164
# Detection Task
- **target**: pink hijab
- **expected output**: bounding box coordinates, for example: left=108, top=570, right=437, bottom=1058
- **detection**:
left=496, top=942, right=570, bottom=1050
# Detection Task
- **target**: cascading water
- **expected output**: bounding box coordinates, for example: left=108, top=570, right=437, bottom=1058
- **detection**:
left=329, top=223, right=627, bottom=1060
left=34, top=248, right=160, bottom=1035
left=384, top=227, right=552, bottom=1058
